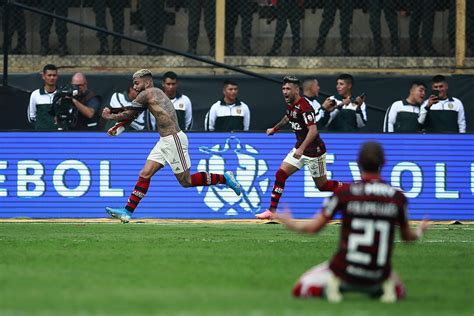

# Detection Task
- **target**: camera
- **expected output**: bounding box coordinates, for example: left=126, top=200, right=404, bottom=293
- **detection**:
left=49, top=84, right=80, bottom=130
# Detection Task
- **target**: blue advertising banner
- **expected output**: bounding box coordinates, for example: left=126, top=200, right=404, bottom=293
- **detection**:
left=0, top=132, right=472, bottom=220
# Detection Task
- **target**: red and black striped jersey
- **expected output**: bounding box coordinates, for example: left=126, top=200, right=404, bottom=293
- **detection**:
left=321, top=177, right=408, bottom=285
left=286, top=97, right=326, bottom=157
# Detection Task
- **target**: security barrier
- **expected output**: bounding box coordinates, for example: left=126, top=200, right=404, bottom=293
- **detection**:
left=1, top=0, right=472, bottom=58
left=0, top=132, right=472, bottom=220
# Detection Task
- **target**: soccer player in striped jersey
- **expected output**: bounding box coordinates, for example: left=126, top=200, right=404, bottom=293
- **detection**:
left=275, top=141, right=429, bottom=302
left=255, top=76, right=345, bottom=220
left=102, top=69, right=242, bottom=223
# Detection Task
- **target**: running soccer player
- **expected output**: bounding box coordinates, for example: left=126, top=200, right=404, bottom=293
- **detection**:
left=102, top=69, right=242, bottom=223
left=255, top=75, right=345, bottom=220
left=275, top=141, right=429, bottom=302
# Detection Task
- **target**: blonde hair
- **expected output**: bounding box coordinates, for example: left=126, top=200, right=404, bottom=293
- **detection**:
left=133, top=69, right=153, bottom=79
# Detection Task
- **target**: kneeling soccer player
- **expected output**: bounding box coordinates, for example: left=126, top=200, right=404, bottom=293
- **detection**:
left=274, top=141, right=429, bottom=302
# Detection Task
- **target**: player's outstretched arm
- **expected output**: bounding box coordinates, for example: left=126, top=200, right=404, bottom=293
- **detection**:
left=274, top=211, right=330, bottom=234
left=102, top=107, right=139, bottom=122
left=400, top=219, right=429, bottom=242
left=267, top=115, right=289, bottom=135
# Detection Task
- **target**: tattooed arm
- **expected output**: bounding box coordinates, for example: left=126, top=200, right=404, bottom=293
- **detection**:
left=102, top=90, right=148, bottom=121
left=101, top=107, right=139, bottom=121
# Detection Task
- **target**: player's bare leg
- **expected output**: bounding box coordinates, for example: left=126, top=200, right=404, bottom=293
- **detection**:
left=256, top=162, right=299, bottom=220
left=106, top=160, right=163, bottom=223
left=175, top=169, right=241, bottom=196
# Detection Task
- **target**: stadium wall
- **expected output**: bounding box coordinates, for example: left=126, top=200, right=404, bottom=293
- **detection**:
left=0, top=132, right=472, bottom=221
left=3, top=73, right=474, bottom=133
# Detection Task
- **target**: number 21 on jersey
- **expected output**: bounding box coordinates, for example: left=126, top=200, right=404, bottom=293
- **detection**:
left=347, top=218, right=390, bottom=267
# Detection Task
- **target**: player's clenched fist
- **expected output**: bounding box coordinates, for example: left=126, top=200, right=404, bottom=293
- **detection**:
left=266, top=128, right=277, bottom=135
left=102, top=107, right=113, bottom=120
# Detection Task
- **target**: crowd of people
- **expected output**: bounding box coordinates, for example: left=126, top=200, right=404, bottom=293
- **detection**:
left=2, top=0, right=473, bottom=56
left=27, top=64, right=467, bottom=134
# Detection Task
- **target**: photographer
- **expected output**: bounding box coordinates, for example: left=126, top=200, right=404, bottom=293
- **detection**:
left=51, top=73, right=101, bottom=130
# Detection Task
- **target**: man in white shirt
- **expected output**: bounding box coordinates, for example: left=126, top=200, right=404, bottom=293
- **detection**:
left=418, top=75, right=466, bottom=133
left=322, top=74, right=367, bottom=132
left=162, top=71, right=193, bottom=131
left=205, top=79, right=251, bottom=132
left=383, top=81, right=426, bottom=133
left=27, top=64, right=58, bottom=130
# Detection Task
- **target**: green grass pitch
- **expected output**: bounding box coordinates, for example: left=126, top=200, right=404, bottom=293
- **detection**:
left=0, top=223, right=472, bottom=316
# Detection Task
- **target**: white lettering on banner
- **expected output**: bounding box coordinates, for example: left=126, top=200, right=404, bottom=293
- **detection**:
left=100, top=161, right=124, bottom=197
left=391, top=162, right=422, bottom=198
left=17, top=160, right=45, bottom=197
left=435, top=163, right=459, bottom=199
left=304, top=154, right=335, bottom=198
left=349, top=162, right=361, bottom=181
left=53, top=160, right=90, bottom=197
left=0, top=161, right=7, bottom=197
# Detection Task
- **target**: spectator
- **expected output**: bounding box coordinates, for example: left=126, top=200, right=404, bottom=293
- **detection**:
left=67, top=73, right=102, bottom=130
left=27, top=64, right=59, bottom=130
left=92, top=0, right=128, bottom=55
left=302, top=78, right=333, bottom=128
left=322, top=74, right=367, bottom=132
left=274, top=141, right=429, bottom=303
left=1, top=0, right=26, bottom=54
left=162, top=71, right=193, bottom=131
left=205, top=79, right=251, bottom=132
left=139, top=0, right=166, bottom=55
left=314, top=1, right=353, bottom=56
left=367, top=0, right=400, bottom=56
left=418, top=75, right=466, bottom=133
left=225, top=0, right=254, bottom=55
left=186, top=0, right=215, bottom=55
left=408, top=0, right=437, bottom=56
left=39, top=0, right=70, bottom=56
left=383, top=81, right=426, bottom=133
left=103, top=84, right=157, bottom=131
left=268, top=0, right=304, bottom=56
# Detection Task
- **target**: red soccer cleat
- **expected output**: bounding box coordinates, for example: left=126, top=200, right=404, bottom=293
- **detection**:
left=255, top=209, right=274, bottom=220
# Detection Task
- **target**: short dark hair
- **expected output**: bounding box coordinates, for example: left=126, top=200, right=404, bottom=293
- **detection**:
left=163, top=71, right=178, bottom=81
left=223, top=79, right=238, bottom=86
left=337, top=74, right=353, bottom=85
left=358, top=141, right=385, bottom=173
left=42, top=64, right=57, bottom=73
left=432, top=75, right=447, bottom=84
left=410, top=80, right=427, bottom=89
left=282, top=75, right=300, bottom=85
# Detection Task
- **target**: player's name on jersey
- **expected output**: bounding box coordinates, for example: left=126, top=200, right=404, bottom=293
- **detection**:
left=347, top=201, right=398, bottom=218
